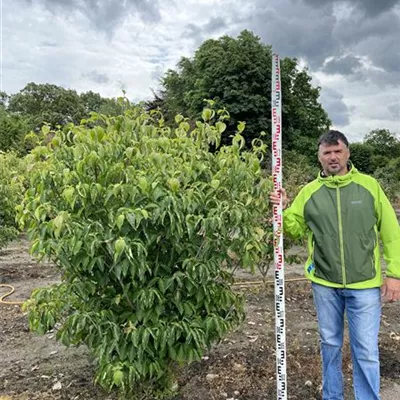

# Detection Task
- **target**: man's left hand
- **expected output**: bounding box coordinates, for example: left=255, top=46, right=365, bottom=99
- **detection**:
left=381, top=277, right=400, bottom=302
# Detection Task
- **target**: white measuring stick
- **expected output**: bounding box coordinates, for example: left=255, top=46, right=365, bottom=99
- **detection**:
left=271, top=54, right=287, bottom=400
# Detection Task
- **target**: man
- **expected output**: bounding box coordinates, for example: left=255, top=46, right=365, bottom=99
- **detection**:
left=270, top=130, right=400, bottom=400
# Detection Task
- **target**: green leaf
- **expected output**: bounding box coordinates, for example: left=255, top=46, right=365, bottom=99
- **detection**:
left=210, top=179, right=220, bottom=189
left=138, top=177, right=148, bottom=193
left=216, top=121, right=226, bottom=134
left=63, top=187, right=75, bottom=205
left=202, top=108, right=214, bottom=122
left=237, top=121, right=246, bottom=133
left=167, top=178, right=180, bottom=192
left=116, top=214, right=125, bottom=229
left=73, top=240, right=82, bottom=255
left=175, top=114, right=184, bottom=124
left=113, top=369, right=124, bottom=386
left=114, top=238, right=126, bottom=255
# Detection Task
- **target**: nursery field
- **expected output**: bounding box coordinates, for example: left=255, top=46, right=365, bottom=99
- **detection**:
left=1, top=238, right=399, bottom=400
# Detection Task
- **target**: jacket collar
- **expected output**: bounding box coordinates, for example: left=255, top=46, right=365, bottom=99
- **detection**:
left=317, top=162, right=358, bottom=188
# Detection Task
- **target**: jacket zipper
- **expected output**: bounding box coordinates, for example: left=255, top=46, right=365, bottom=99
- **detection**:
left=336, top=187, right=346, bottom=286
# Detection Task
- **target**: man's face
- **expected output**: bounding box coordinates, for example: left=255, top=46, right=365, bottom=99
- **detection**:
left=318, top=140, right=350, bottom=176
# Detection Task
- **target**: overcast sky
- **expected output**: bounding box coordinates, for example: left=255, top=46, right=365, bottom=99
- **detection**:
left=2, top=0, right=399, bottom=141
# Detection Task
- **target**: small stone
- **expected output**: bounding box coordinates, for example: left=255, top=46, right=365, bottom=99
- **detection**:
left=49, top=351, right=58, bottom=355
left=220, top=392, right=228, bottom=398
left=234, top=390, right=240, bottom=395
left=41, top=375, right=51, bottom=379
left=305, top=380, right=312, bottom=387
left=390, top=332, right=400, bottom=341
left=232, top=363, right=246, bottom=372
left=52, top=381, right=62, bottom=390
left=206, top=373, right=219, bottom=382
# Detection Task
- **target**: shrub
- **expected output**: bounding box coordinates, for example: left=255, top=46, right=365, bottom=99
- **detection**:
left=349, top=143, right=374, bottom=174
left=0, top=152, right=25, bottom=249
left=373, top=158, right=400, bottom=204
left=18, top=106, right=272, bottom=398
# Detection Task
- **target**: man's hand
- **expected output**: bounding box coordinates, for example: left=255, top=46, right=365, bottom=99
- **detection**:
left=381, top=278, right=400, bottom=302
left=269, top=188, right=288, bottom=209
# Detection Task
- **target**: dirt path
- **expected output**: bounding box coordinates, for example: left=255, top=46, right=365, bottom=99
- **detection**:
left=1, top=238, right=399, bottom=399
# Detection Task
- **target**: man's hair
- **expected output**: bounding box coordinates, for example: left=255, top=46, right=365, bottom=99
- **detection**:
left=318, top=130, right=349, bottom=149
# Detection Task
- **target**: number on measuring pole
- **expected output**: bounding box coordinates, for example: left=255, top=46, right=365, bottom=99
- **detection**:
left=271, top=54, right=287, bottom=400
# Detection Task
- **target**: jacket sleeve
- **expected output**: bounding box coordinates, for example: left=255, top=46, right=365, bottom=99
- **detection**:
left=377, top=184, right=400, bottom=279
left=283, top=187, right=309, bottom=240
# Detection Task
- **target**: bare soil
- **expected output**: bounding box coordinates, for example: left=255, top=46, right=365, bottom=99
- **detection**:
left=1, top=238, right=399, bottom=400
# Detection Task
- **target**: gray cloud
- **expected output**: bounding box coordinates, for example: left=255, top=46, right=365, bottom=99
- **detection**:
left=233, top=0, right=400, bottom=87
left=320, top=87, right=351, bottom=126
left=117, top=80, right=127, bottom=92
left=359, top=37, right=400, bottom=73
left=40, top=41, right=58, bottom=48
left=82, top=70, right=110, bottom=84
left=301, top=0, right=400, bottom=16
left=334, top=10, right=400, bottom=46
left=183, top=16, right=228, bottom=44
left=323, top=55, right=363, bottom=75
left=204, top=17, right=227, bottom=33
left=184, top=23, right=202, bottom=39
left=24, top=0, right=161, bottom=33
left=150, top=65, right=164, bottom=82
left=388, top=103, right=400, bottom=120
left=245, top=1, right=337, bottom=69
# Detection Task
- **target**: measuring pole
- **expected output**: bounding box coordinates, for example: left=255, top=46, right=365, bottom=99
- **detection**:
left=271, top=54, right=287, bottom=400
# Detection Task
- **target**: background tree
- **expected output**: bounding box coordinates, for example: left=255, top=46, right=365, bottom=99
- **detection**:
left=7, top=84, right=128, bottom=131
left=364, top=129, right=400, bottom=159
left=159, top=30, right=330, bottom=147
left=349, top=129, right=400, bottom=201
left=349, top=142, right=374, bottom=174
left=0, top=103, right=30, bottom=152
left=0, top=152, right=26, bottom=248
left=373, top=158, right=400, bottom=203
left=0, top=91, right=8, bottom=107
left=8, top=83, right=85, bottom=129
left=80, top=90, right=127, bottom=117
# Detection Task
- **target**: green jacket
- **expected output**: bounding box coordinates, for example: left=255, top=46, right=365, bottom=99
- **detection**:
left=284, top=165, right=400, bottom=289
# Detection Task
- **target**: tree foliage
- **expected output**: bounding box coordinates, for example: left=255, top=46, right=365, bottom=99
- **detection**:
left=373, top=157, right=400, bottom=203
left=159, top=30, right=330, bottom=148
left=364, top=129, right=400, bottom=159
left=349, top=142, right=374, bottom=174
left=18, top=106, right=273, bottom=398
left=1, top=84, right=127, bottom=154
left=0, top=152, right=26, bottom=249
left=349, top=129, right=400, bottom=201
left=0, top=106, right=30, bottom=152
left=8, top=83, right=86, bottom=129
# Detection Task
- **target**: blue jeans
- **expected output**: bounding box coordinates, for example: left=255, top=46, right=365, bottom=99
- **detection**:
left=312, top=283, right=381, bottom=400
